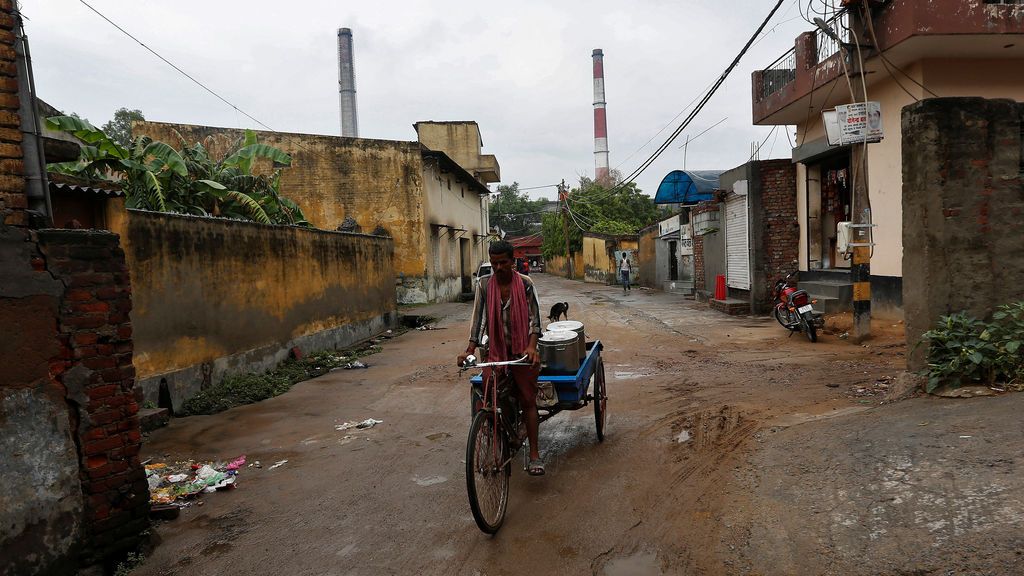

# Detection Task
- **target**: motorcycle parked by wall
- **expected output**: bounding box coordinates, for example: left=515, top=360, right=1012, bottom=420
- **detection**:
left=771, top=272, right=823, bottom=342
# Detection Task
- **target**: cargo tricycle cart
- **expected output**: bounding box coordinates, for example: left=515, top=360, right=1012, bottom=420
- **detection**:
left=462, top=339, right=606, bottom=534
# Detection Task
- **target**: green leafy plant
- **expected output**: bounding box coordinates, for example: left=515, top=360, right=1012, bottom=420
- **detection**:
left=920, top=302, right=1024, bottom=393
left=113, top=552, right=145, bottom=576
left=990, top=301, right=1024, bottom=384
left=45, top=116, right=308, bottom=226
left=179, top=346, right=383, bottom=416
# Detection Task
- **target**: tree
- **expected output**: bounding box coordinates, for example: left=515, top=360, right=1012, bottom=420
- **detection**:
left=488, top=182, right=547, bottom=235
left=101, top=108, right=145, bottom=149
left=540, top=175, right=665, bottom=259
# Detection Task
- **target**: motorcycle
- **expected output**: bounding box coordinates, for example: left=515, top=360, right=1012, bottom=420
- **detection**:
left=771, top=271, right=824, bottom=342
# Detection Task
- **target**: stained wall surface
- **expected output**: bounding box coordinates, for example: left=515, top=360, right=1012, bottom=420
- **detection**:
left=134, top=122, right=427, bottom=284
left=902, top=97, right=1024, bottom=369
left=113, top=210, right=396, bottom=409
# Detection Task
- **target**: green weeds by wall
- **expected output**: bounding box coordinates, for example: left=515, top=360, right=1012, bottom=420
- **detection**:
left=920, top=301, right=1024, bottom=392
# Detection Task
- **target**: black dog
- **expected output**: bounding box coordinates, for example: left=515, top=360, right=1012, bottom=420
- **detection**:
left=547, top=302, right=569, bottom=322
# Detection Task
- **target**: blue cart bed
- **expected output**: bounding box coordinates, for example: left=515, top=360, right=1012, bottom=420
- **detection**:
left=471, top=340, right=603, bottom=408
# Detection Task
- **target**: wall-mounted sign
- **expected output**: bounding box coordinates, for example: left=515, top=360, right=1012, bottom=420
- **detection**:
left=825, top=102, right=883, bottom=146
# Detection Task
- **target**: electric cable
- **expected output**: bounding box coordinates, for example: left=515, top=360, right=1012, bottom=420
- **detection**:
left=578, top=0, right=789, bottom=208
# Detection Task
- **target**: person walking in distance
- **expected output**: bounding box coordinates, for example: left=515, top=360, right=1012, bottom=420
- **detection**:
left=458, top=240, right=546, bottom=476
left=619, top=253, right=632, bottom=292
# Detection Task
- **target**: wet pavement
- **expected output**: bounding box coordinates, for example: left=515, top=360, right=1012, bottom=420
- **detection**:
left=132, top=273, right=1023, bottom=575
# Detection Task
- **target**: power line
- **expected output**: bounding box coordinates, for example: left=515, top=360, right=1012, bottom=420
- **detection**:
left=675, top=116, right=729, bottom=150
left=79, top=0, right=274, bottom=133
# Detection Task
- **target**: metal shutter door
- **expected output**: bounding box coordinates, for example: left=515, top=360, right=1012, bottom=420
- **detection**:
left=725, top=195, right=750, bottom=290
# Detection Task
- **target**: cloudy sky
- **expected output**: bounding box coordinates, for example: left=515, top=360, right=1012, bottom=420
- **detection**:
left=27, top=0, right=814, bottom=200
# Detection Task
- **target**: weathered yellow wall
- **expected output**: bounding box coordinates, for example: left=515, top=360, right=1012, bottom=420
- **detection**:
left=583, top=235, right=610, bottom=284
left=583, top=235, right=639, bottom=284
left=110, top=209, right=396, bottom=409
left=420, top=158, right=490, bottom=302
left=637, top=226, right=659, bottom=287
left=546, top=253, right=584, bottom=280
left=134, top=122, right=427, bottom=282
left=414, top=122, right=500, bottom=183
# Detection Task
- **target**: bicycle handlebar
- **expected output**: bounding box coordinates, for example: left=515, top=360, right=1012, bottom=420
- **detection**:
left=460, top=355, right=530, bottom=370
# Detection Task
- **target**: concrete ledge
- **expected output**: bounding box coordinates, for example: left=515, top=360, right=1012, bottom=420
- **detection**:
left=137, top=311, right=398, bottom=413
left=710, top=298, right=751, bottom=316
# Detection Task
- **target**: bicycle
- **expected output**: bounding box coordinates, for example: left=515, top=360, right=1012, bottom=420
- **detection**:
left=460, top=353, right=531, bottom=534
left=460, top=337, right=607, bottom=534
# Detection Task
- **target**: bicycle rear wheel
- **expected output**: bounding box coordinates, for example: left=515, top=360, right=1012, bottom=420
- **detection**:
left=466, top=410, right=509, bottom=534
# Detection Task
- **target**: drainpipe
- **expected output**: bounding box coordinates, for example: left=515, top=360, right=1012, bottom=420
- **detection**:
left=14, top=8, right=52, bottom=226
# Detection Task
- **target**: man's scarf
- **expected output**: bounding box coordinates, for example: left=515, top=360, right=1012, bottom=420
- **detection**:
left=486, top=271, right=530, bottom=364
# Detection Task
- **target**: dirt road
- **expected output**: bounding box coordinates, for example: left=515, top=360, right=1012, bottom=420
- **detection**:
left=136, top=274, right=906, bottom=575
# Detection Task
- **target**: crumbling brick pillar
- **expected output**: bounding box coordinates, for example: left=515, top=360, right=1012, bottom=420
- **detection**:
left=0, top=0, right=25, bottom=227
left=902, top=97, right=1024, bottom=370
left=37, top=230, right=150, bottom=564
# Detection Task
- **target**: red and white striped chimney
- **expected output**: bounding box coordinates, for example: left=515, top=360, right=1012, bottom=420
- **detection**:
left=592, top=48, right=610, bottom=183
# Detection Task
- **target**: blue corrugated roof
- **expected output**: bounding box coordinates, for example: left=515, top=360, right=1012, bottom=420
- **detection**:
left=653, top=170, right=724, bottom=204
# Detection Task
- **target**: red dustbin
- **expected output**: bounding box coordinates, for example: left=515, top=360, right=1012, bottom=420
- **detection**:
left=714, top=274, right=727, bottom=300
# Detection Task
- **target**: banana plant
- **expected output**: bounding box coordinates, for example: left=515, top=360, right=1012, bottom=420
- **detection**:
left=174, top=130, right=307, bottom=225
left=47, top=117, right=308, bottom=226
left=46, top=115, right=187, bottom=213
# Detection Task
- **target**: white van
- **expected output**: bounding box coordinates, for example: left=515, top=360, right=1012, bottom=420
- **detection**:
left=472, top=262, right=492, bottom=291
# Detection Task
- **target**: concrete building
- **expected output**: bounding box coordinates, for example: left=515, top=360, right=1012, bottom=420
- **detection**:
left=582, top=232, right=639, bottom=285
left=751, top=0, right=1024, bottom=319
left=135, top=121, right=500, bottom=304
left=712, top=160, right=800, bottom=315
left=637, top=212, right=695, bottom=295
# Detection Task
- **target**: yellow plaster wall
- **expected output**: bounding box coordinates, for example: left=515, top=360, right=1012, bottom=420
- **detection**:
left=134, top=122, right=428, bottom=280
left=546, top=253, right=584, bottom=280
left=111, top=210, right=395, bottom=381
left=416, top=123, right=482, bottom=175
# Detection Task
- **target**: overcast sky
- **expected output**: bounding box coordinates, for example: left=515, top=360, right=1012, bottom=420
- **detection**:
left=27, top=0, right=814, bottom=201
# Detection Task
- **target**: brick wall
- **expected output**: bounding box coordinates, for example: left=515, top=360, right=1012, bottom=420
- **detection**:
left=0, top=2, right=24, bottom=227
left=902, top=97, right=1024, bottom=370
left=758, top=160, right=799, bottom=310
left=37, top=229, right=149, bottom=565
left=691, top=201, right=720, bottom=295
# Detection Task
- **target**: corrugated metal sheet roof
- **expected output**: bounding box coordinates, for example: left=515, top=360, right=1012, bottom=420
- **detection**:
left=49, top=181, right=125, bottom=197
left=653, top=170, right=724, bottom=204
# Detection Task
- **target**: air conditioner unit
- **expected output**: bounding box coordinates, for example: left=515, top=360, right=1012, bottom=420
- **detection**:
left=837, top=221, right=853, bottom=255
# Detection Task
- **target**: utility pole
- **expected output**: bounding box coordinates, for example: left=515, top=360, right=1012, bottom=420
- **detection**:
left=816, top=13, right=873, bottom=342
left=558, top=179, right=573, bottom=280
left=848, top=17, right=872, bottom=343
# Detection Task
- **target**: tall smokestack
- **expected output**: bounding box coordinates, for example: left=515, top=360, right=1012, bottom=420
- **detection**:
left=592, top=48, right=609, bottom=183
left=338, top=28, right=358, bottom=137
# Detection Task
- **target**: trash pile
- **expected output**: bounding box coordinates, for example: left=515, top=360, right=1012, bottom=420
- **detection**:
left=145, top=455, right=245, bottom=506
left=335, top=418, right=383, bottom=431
left=848, top=375, right=894, bottom=398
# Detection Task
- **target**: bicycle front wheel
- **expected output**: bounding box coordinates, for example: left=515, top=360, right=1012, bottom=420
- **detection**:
left=466, top=410, right=510, bottom=534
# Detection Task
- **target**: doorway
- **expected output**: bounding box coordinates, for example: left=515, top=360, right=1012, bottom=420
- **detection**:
left=459, top=238, right=471, bottom=293
left=807, top=153, right=852, bottom=270
left=669, top=241, right=679, bottom=281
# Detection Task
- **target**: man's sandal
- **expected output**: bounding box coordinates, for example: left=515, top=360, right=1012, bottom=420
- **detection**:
left=527, top=459, right=545, bottom=476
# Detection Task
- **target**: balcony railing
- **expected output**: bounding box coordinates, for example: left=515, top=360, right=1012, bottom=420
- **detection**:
left=758, top=8, right=849, bottom=102
left=758, top=47, right=796, bottom=101
left=815, top=9, right=850, bottom=63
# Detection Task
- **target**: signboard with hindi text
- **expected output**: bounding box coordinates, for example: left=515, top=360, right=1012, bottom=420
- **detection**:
left=835, top=102, right=883, bottom=145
